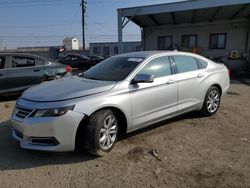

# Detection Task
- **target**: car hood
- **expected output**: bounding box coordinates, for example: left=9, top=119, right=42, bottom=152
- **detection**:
left=22, top=77, right=116, bottom=102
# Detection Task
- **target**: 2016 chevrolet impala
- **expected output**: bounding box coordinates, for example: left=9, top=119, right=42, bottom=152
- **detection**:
left=10, top=51, right=230, bottom=156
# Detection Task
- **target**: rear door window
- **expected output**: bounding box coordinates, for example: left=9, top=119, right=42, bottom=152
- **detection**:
left=71, top=55, right=79, bottom=61
left=35, top=59, right=46, bottom=66
left=138, top=56, right=172, bottom=78
left=12, top=56, right=35, bottom=68
left=173, top=55, right=199, bottom=73
left=196, top=58, right=208, bottom=69
left=0, top=57, right=5, bottom=69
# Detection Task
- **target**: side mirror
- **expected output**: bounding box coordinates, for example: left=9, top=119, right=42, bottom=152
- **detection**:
left=77, top=72, right=83, bottom=77
left=132, top=74, right=154, bottom=84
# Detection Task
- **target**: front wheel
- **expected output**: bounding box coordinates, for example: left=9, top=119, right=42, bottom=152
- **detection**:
left=83, top=109, right=118, bottom=156
left=201, top=86, right=221, bottom=116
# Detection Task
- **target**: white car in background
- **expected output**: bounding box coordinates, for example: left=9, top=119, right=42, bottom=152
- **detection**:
left=10, top=51, right=230, bottom=156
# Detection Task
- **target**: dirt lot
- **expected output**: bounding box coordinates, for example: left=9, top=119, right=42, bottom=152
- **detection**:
left=0, top=82, right=250, bottom=188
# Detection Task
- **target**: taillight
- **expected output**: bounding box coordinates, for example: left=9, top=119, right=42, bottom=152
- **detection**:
left=227, top=69, right=231, bottom=77
left=65, top=65, right=72, bottom=72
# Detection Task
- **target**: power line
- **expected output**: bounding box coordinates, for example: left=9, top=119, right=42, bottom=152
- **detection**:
left=0, top=0, right=170, bottom=7
left=0, top=0, right=79, bottom=5
left=0, top=0, right=80, bottom=8
left=0, top=21, right=118, bottom=29
left=0, top=34, right=140, bottom=38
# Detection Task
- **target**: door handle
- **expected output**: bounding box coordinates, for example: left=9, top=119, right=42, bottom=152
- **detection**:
left=197, top=74, right=204, bottom=78
left=166, top=80, right=175, bottom=84
left=33, top=69, right=41, bottom=72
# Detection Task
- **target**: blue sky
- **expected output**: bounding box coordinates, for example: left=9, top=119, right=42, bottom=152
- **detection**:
left=0, top=0, right=184, bottom=49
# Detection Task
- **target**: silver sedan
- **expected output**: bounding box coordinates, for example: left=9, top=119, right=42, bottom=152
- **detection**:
left=10, top=51, right=230, bottom=156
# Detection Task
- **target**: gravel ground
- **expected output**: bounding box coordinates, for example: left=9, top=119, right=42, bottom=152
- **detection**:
left=0, top=82, right=250, bottom=188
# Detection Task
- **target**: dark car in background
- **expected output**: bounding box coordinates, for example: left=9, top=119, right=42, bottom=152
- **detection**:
left=88, top=55, right=105, bottom=64
left=57, top=54, right=97, bottom=70
left=0, top=53, right=67, bottom=95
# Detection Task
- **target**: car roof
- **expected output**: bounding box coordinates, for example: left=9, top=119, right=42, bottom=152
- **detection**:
left=0, top=53, right=47, bottom=60
left=115, top=51, right=210, bottom=61
left=116, top=51, right=167, bottom=58
left=115, top=50, right=199, bottom=59
left=66, top=54, right=87, bottom=56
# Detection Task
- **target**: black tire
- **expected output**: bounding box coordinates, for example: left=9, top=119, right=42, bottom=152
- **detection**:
left=41, top=74, right=49, bottom=82
left=201, top=86, right=221, bottom=117
left=82, top=109, right=118, bottom=156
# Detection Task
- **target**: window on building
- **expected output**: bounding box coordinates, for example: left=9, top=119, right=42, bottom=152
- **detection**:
left=173, top=55, right=199, bottom=73
left=136, top=46, right=141, bottom=52
left=182, top=35, right=197, bottom=48
left=209, top=33, right=227, bottom=49
left=12, top=57, right=35, bottom=68
left=114, top=46, right=118, bottom=54
left=0, top=57, right=5, bottom=69
left=103, top=47, right=110, bottom=56
left=138, top=56, right=172, bottom=78
left=158, top=36, right=172, bottom=50
left=94, top=47, right=101, bottom=54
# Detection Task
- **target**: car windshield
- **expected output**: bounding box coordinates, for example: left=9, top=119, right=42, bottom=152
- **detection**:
left=83, top=56, right=144, bottom=81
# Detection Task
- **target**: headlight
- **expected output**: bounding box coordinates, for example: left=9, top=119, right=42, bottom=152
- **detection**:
left=33, top=105, right=75, bottom=117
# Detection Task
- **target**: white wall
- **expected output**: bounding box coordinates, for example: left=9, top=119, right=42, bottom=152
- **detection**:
left=71, top=38, right=79, bottom=50
left=63, top=38, right=79, bottom=51
left=144, top=21, right=248, bottom=58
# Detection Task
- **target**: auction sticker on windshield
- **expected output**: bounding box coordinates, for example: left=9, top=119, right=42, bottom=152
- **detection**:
left=128, top=58, right=144, bottom=62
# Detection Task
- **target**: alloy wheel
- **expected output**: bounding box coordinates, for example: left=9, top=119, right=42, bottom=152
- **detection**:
left=99, top=114, right=118, bottom=150
left=206, top=90, right=220, bottom=113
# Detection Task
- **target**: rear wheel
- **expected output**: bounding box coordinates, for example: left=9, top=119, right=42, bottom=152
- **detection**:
left=201, top=86, right=221, bottom=116
left=41, top=74, right=49, bottom=82
left=82, top=109, right=118, bottom=156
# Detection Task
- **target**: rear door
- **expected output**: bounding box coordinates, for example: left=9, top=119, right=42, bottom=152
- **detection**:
left=0, top=55, right=7, bottom=94
left=6, top=55, right=40, bottom=92
left=69, top=55, right=82, bottom=69
left=60, top=55, right=79, bottom=68
left=172, top=55, right=208, bottom=111
left=31, top=57, right=48, bottom=83
left=79, top=55, right=92, bottom=70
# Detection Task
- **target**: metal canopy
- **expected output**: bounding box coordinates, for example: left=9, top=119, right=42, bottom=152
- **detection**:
left=117, top=0, right=250, bottom=53
left=119, top=0, right=250, bottom=27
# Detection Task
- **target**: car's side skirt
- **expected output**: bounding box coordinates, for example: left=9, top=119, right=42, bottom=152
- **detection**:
left=127, top=104, right=201, bottom=134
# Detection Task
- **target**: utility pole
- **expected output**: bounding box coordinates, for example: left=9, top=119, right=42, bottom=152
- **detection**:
left=81, top=0, right=87, bottom=51
left=0, top=40, right=2, bottom=51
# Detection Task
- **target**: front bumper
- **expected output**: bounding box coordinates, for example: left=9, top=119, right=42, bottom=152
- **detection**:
left=11, top=110, right=85, bottom=152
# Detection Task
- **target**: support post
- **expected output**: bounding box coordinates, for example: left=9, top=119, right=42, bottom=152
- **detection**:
left=247, top=20, right=250, bottom=71
left=117, top=9, right=123, bottom=54
left=141, top=27, right=145, bottom=51
left=81, top=0, right=86, bottom=51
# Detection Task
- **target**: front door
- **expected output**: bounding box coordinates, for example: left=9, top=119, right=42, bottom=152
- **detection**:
left=129, top=56, right=178, bottom=129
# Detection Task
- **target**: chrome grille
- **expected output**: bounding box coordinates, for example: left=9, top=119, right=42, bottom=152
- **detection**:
left=15, top=106, right=34, bottom=119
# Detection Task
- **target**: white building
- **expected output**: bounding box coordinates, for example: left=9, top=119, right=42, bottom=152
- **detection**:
left=63, top=37, right=79, bottom=51
left=117, top=0, right=250, bottom=70
left=89, top=41, right=141, bottom=57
